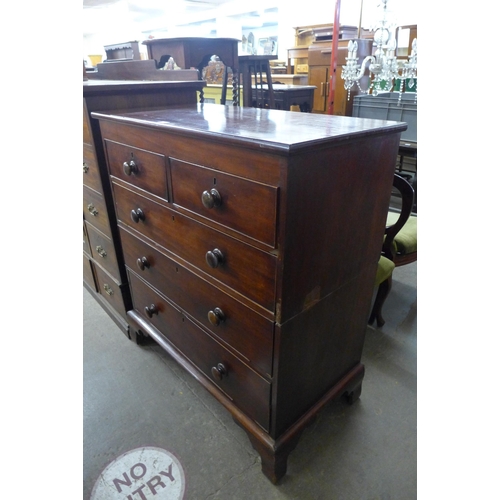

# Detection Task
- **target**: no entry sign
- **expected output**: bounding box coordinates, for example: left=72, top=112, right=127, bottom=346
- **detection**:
left=90, top=447, right=186, bottom=499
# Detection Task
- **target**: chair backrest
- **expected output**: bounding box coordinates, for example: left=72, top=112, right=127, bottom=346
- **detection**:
left=382, top=174, right=415, bottom=261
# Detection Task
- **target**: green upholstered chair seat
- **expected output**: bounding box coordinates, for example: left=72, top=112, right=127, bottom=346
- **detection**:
left=376, top=256, right=395, bottom=286
left=387, top=211, right=417, bottom=255
left=370, top=174, right=416, bottom=327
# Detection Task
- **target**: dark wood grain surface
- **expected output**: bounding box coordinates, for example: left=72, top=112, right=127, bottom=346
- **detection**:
left=92, top=103, right=407, bottom=153
left=94, top=104, right=407, bottom=482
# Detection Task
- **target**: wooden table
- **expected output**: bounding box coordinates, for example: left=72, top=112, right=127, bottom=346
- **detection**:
left=142, top=37, right=240, bottom=105
left=238, top=55, right=277, bottom=108
left=251, top=84, right=316, bottom=112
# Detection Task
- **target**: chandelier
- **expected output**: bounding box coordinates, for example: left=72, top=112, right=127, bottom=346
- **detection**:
left=341, top=0, right=417, bottom=101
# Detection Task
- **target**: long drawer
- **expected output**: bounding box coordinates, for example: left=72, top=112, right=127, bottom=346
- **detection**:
left=93, top=264, right=127, bottom=317
left=170, top=158, right=278, bottom=248
left=83, top=143, right=102, bottom=193
left=83, top=253, right=97, bottom=291
left=128, top=271, right=271, bottom=431
left=120, top=225, right=274, bottom=377
left=113, top=182, right=277, bottom=312
left=83, top=185, right=111, bottom=235
left=86, top=222, right=120, bottom=279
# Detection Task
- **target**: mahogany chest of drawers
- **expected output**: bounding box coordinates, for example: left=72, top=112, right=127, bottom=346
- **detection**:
left=93, top=104, right=406, bottom=482
left=83, top=79, right=204, bottom=337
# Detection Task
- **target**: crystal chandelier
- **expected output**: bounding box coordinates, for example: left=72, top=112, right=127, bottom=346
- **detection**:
left=341, top=0, right=417, bottom=101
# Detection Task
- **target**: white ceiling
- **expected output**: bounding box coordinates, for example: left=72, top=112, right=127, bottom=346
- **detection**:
left=83, top=0, right=277, bottom=37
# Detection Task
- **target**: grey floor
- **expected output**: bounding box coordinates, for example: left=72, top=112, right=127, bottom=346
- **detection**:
left=83, top=258, right=416, bottom=500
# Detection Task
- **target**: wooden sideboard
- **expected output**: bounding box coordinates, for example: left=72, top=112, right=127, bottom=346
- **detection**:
left=92, top=103, right=406, bottom=481
left=83, top=79, right=205, bottom=338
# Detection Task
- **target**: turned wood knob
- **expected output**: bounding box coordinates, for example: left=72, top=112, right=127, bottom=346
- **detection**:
left=211, top=362, right=227, bottom=381
left=208, top=307, right=225, bottom=326
left=136, top=256, right=150, bottom=271
left=131, top=208, right=145, bottom=223
left=144, top=304, right=158, bottom=318
left=205, top=249, right=224, bottom=268
left=123, top=160, right=138, bottom=176
left=201, top=188, right=222, bottom=209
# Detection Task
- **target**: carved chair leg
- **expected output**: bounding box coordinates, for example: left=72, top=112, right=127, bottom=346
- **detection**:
left=368, top=275, right=393, bottom=327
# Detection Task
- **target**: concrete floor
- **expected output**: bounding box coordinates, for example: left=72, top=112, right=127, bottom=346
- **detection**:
left=83, top=261, right=416, bottom=500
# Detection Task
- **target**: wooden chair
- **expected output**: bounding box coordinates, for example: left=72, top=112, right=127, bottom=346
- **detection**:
left=369, top=174, right=417, bottom=326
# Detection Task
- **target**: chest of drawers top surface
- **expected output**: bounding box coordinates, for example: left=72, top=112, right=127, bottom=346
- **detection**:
left=92, top=103, right=406, bottom=153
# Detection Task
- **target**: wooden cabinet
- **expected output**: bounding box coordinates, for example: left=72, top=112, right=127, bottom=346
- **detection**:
left=83, top=79, right=205, bottom=337
left=287, top=24, right=373, bottom=115
left=93, top=104, right=406, bottom=482
left=308, top=39, right=372, bottom=115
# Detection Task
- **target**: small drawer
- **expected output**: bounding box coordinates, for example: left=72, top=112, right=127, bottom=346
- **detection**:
left=86, top=223, right=120, bottom=278
left=83, top=185, right=111, bottom=235
left=83, top=253, right=97, bottom=291
left=129, top=271, right=271, bottom=431
left=83, top=143, right=102, bottom=192
left=113, top=183, right=277, bottom=312
left=93, top=264, right=126, bottom=317
left=120, top=225, right=274, bottom=377
left=105, top=139, right=168, bottom=199
left=170, top=158, right=278, bottom=247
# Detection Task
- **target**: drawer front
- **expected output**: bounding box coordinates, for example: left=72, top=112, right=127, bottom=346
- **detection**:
left=170, top=158, right=278, bottom=247
left=114, top=183, right=277, bottom=312
left=105, top=140, right=168, bottom=199
left=86, top=223, right=120, bottom=278
left=83, top=143, right=102, bottom=192
left=308, top=44, right=332, bottom=66
left=83, top=221, right=91, bottom=254
left=83, top=253, right=97, bottom=291
left=129, top=271, right=271, bottom=431
left=120, top=226, right=274, bottom=377
left=83, top=105, right=92, bottom=145
left=93, top=265, right=126, bottom=316
left=83, top=185, right=111, bottom=235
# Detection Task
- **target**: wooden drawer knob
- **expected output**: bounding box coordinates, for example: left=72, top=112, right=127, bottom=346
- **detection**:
left=211, top=362, right=227, bottom=381
left=144, top=304, right=158, bottom=318
left=208, top=307, right=225, bottom=326
left=201, top=188, right=222, bottom=209
left=205, top=249, right=224, bottom=269
left=131, top=208, right=145, bottom=223
left=136, top=256, right=150, bottom=271
left=123, top=160, right=138, bottom=176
